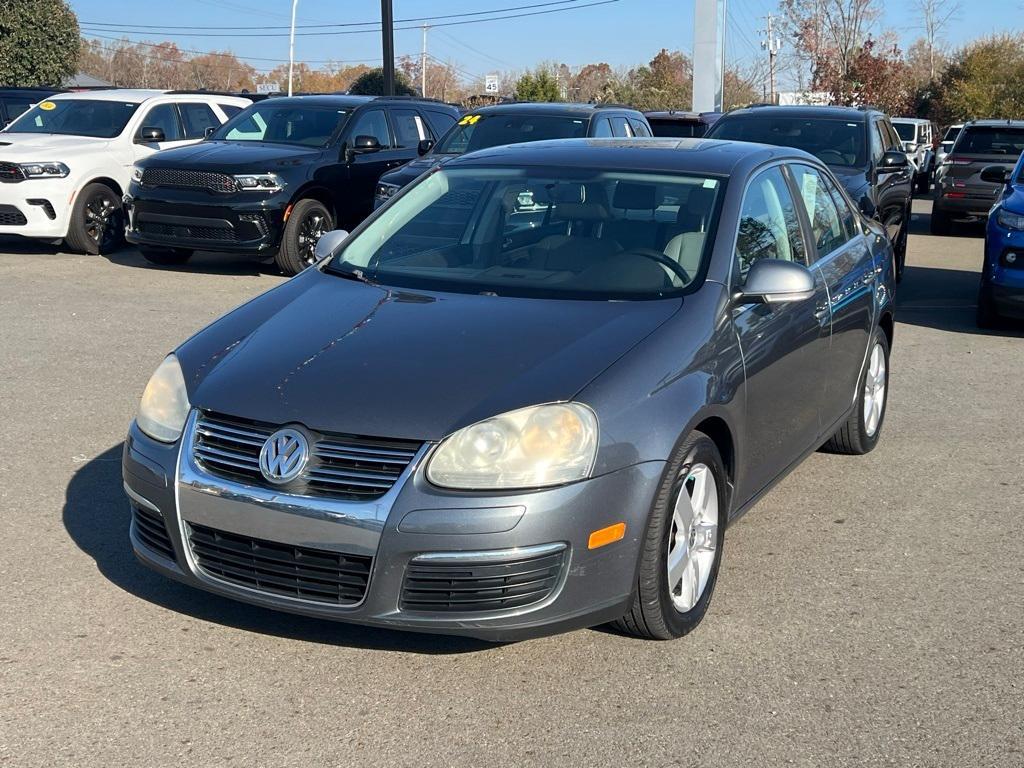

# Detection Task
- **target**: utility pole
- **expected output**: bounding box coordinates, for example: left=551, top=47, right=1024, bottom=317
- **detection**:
left=288, top=0, right=299, bottom=96
left=381, top=0, right=395, bottom=96
left=761, top=14, right=782, bottom=104
left=421, top=24, right=429, bottom=98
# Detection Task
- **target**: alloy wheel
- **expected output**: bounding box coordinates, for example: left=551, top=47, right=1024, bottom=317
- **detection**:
left=863, top=342, right=887, bottom=437
left=297, top=211, right=330, bottom=265
left=84, top=191, right=120, bottom=251
left=666, top=463, right=719, bottom=613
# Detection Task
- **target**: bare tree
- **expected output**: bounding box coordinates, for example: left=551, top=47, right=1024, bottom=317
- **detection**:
left=915, top=0, right=960, bottom=80
left=779, top=0, right=880, bottom=87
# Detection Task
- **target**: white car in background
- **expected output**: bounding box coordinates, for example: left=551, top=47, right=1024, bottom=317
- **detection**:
left=891, top=117, right=935, bottom=193
left=0, top=90, right=249, bottom=254
left=935, top=123, right=964, bottom=168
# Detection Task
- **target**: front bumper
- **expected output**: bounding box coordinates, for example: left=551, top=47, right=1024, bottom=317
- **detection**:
left=124, top=186, right=286, bottom=255
left=0, top=178, right=73, bottom=239
left=123, top=414, right=663, bottom=640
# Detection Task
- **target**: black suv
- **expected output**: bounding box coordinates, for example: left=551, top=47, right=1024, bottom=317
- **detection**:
left=0, top=87, right=64, bottom=127
left=373, top=102, right=652, bottom=207
left=124, top=95, right=461, bottom=274
left=707, top=105, right=913, bottom=280
left=644, top=110, right=721, bottom=138
left=931, top=119, right=1024, bottom=235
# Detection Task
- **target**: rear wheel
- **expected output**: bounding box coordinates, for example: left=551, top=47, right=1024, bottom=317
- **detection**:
left=65, top=182, right=124, bottom=255
left=823, top=326, right=889, bottom=455
left=140, top=246, right=193, bottom=266
left=614, top=431, right=728, bottom=640
left=916, top=171, right=930, bottom=194
left=275, top=199, right=333, bottom=276
left=930, top=207, right=952, bottom=236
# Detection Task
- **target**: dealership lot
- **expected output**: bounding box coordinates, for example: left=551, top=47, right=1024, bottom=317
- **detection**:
left=0, top=198, right=1021, bottom=766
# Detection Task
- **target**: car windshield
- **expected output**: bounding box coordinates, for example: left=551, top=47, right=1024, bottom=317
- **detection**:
left=211, top=104, right=349, bottom=147
left=893, top=122, right=916, bottom=142
left=327, top=166, right=723, bottom=300
left=954, top=126, right=1024, bottom=156
left=709, top=116, right=866, bottom=168
left=6, top=99, right=139, bottom=138
left=433, top=114, right=589, bottom=155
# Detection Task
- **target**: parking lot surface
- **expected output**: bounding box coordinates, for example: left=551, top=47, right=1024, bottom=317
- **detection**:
left=1, top=198, right=1022, bottom=767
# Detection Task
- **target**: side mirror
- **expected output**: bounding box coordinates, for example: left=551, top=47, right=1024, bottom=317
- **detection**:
left=135, top=126, right=166, bottom=144
left=417, top=138, right=435, bottom=156
left=204, top=125, right=217, bottom=139
left=313, top=229, right=350, bottom=261
left=735, top=259, right=816, bottom=304
left=980, top=165, right=1009, bottom=185
left=352, top=135, right=382, bottom=153
left=877, top=150, right=908, bottom=173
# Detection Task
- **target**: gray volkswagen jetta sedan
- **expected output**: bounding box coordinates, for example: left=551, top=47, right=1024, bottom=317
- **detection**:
left=123, top=138, right=895, bottom=641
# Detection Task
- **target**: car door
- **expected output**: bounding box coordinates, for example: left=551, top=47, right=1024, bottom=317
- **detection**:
left=731, top=164, right=832, bottom=498
left=789, top=162, right=876, bottom=428
left=343, top=107, right=410, bottom=221
left=871, top=118, right=912, bottom=243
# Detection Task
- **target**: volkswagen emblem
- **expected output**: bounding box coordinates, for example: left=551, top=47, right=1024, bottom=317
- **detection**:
left=258, top=428, right=309, bottom=484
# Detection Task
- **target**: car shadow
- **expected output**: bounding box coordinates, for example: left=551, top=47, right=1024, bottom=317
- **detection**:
left=897, top=265, right=1024, bottom=337
left=63, top=444, right=495, bottom=654
left=908, top=208, right=986, bottom=238
left=105, top=248, right=284, bottom=278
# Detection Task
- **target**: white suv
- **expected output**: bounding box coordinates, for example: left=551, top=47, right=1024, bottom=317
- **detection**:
left=890, top=117, right=935, bottom=194
left=0, top=89, right=250, bottom=254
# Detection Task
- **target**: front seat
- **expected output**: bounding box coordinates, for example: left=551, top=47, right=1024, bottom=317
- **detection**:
left=662, top=185, right=717, bottom=277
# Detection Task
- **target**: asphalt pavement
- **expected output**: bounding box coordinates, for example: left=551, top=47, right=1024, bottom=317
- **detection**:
left=1, top=197, right=1021, bottom=767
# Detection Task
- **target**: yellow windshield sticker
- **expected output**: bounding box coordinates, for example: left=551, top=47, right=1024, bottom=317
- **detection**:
left=458, top=114, right=482, bottom=125
left=39, top=101, right=56, bottom=111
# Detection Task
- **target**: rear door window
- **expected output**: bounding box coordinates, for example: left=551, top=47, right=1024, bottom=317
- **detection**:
left=629, top=118, right=652, bottom=137
left=217, top=103, right=244, bottom=119
left=422, top=109, right=457, bottom=138
left=609, top=115, right=633, bottom=137
left=391, top=108, right=428, bottom=148
left=178, top=103, right=220, bottom=138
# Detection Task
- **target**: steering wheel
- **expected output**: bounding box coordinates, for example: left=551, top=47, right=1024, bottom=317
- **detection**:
left=620, top=248, right=692, bottom=286
left=816, top=149, right=847, bottom=165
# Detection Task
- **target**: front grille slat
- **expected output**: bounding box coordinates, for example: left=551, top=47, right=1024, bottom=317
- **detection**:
left=132, top=506, right=175, bottom=562
left=192, top=411, right=421, bottom=501
left=187, top=522, right=371, bottom=605
left=400, top=547, right=566, bottom=614
left=0, top=163, right=25, bottom=183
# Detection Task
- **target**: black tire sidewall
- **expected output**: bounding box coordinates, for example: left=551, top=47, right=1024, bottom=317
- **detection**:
left=278, top=199, right=333, bottom=275
left=69, top=183, right=123, bottom=255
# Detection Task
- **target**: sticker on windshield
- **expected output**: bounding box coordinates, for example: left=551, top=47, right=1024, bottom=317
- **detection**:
left=39, top=101, right=56, bottom=111
left=703, top=179, right=718, bottom=188
left=458, top=114, right=482, bottom=125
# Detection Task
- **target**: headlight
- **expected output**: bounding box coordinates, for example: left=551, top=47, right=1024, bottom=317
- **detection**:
left=996, top=208, right=1024, bottom=231
left=19, top=162, right=69, bottom=179
left=131, top=165, right=144, bottom=182
left=234, top=173, right=284, bottom=192
left=426, top=403, right=598, bottom=490
left=137, top=355, right=191, bottom=443
left=375, top=182, right=400, bottom=200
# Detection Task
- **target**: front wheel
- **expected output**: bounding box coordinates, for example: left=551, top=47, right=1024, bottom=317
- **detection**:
left=275, top=198, right=333, bottom=276
left=613, top=431, right=728, bottom=640
left=822, top=326, right=890, bottom=455
left=65, top=182, right=124, bottom=255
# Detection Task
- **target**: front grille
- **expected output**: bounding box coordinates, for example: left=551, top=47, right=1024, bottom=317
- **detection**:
left=132, top=505, right=176, bottom=562
left=0, top=162, right=25, bottom=183
left=137, top=220, right=237, bottom=241
left=400, top=546, right=567, bottom=613
left=187, top=523, right=371, bottom=605
left=0, top=204, right=27, bottom=226
left=193, top=411, right=421, bottom=500
left=141, top=167, right=237, bottom=193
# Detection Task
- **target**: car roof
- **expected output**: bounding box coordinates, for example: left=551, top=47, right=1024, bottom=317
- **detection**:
left=720, top=104, right=875, bottom=122
left=468, top=102, right=643, bottom=118
left=443, top=136, right=818, bottom=176
left=890, top=117, right=930, bottom=124
left=644, top=111, right=721, bottom=121
left=962, top=119, right=1024, bottom=128
left=47, top=89, right=249, bottom=105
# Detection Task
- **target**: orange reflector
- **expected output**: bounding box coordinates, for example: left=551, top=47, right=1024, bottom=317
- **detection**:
left=588, top=522, right=626, bottom=550
left=283, top=203, right=294, bottom=222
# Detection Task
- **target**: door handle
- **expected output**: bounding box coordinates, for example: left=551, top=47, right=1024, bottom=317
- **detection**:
left=813, top=305, right=829, bottom=320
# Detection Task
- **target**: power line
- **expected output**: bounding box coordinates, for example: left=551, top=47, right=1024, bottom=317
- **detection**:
left=434, top=29, right=514, bottom=69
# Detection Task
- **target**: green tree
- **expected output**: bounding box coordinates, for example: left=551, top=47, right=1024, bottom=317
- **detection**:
left=347, top=67, right=417, bottom=96
left=0, top=0, right=80, bottom=86
left=514, top=69, right=562, bottom=102
left=933, top=34, right=1024, bottom=121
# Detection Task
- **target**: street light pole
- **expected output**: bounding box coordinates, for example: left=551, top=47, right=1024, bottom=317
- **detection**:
left=381, top=0, right=395, bottom=96
left=288, top=0, right=298, bottom=96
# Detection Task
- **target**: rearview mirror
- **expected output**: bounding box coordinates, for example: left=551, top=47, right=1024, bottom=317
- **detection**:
left=417, top=138, right=435, bottom=156
left=980, top=165, right=1009, bottom=184
left=352, top=135, right=382, bottom=152
left=313, top=229, right=350, bottom=261
left=135, top=126, right=166, bottom=144
left=204, top=125, right=217, bottom=139
left=735, top=259, right=816, bottom=304
left=877, top=150, right=908, bottom=173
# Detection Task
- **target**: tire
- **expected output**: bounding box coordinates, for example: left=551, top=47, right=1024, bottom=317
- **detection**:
left=916, top=172, right=930, bottom=195
left=140, top=246, right=193, bottom=266
left=275, top=198, right=333, bottom=276
left=930, top=207, right=952, bottom=236
left=823, top=326, right=890, bottom=455
left=613, top=431, right=729, bottom=640
left=65, top=182, right=124, bottom=255
left=976, top=284, right=1000, bottom=329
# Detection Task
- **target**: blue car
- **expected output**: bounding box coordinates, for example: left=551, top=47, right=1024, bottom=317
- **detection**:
left=979, top=154, right=1024, bottom=327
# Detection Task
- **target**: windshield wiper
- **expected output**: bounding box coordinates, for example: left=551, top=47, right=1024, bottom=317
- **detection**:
left=327, top=264, right=377, bottom=285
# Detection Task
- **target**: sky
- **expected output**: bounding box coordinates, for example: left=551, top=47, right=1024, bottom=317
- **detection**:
left=67, top=0, right=1019, bottom=86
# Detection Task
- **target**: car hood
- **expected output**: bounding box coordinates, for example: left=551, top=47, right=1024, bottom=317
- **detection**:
left=178, top=269, right=681, bottom=441
left=140, top=140, right=321, bottom=172
left=379, top=153, right=453, bottom=188
left=0, top=133, right=111, bottom=157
